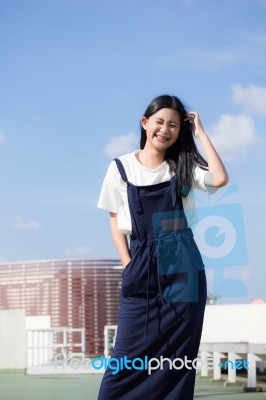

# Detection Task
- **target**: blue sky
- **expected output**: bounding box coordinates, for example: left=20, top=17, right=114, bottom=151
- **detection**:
left=0, top=0, right=265, bottom=304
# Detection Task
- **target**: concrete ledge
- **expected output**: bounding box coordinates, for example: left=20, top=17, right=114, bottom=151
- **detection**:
left=243, top=386, right=263, bottom=392
left=224, top=381, right=243, bottom=387
left=197, top=375, right=212, bottom=380
left=0, top=369, right=25, bottom=376
left=209, top=378, right=226, bottom=384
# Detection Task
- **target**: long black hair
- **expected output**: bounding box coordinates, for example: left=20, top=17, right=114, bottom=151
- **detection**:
left=140, top=94, right=208, bottom=197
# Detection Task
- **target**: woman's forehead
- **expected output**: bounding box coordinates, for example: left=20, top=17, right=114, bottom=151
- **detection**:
left=152, top=108, right=181, bottom=121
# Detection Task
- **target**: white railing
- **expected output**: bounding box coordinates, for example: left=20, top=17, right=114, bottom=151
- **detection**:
left=26, top=327, right=85, bottom=374
left=103, top=324, right=266, bottom=391
left=104, top=325, right=117, bottom=358
left=199, top=342, right=266, bottom=391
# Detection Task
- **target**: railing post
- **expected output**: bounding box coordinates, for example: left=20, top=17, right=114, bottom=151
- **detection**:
left=247, top=353, right=262, bottom=388
left=227, top=352, right=238, bottom=383
left=200, top=351, right=212, bottom=377
left=213, top=352, right=226, bottom=381
left=104, top=326, right=109, bottom=358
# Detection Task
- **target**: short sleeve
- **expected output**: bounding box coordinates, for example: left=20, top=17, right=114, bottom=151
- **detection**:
left=193, top=165, right=219, bottom=193
left=97, top=161, right=124, bottom=213
left=192, top=165, right=208, bottom=190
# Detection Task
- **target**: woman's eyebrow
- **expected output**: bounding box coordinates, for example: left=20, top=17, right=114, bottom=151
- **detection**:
left=155, top=118, right=179, bottom=124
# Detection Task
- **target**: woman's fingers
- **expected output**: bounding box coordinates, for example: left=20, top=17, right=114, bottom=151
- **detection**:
left=184, top=112, right=197, bottom=132
left=184, top=112, right=205, bottom=138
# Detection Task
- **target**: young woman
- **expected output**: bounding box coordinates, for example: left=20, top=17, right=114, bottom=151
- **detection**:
left=97, top=95, right=228, bottom=399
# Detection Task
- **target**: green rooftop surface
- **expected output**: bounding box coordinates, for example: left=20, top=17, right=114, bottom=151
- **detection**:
left=0, top=374, right=265, bottom=400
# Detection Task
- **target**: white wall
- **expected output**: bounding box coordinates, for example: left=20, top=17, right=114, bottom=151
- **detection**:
left=201, top=304, right=266, bottom=344
left=0, top=309, right=26, bottom=369
left=26, top=316, right=52, bottom=368
left=26, top=315, right=51, bottom=329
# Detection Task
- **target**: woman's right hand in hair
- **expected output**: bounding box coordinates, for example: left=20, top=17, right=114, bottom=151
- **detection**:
left=185, top=113, right=229, bottom=187
left=185, top=112, right=207, bottom=140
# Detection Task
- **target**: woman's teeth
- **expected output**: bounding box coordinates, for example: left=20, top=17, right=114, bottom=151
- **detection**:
left=155, top=134, right=168, bottom=141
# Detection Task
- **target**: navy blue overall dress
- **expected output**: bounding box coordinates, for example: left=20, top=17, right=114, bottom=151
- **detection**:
left=97, top=158, right=207, bottom=400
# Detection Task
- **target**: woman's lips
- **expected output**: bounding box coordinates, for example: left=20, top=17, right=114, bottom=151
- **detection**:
left=154, top=133, right=169, bottom=142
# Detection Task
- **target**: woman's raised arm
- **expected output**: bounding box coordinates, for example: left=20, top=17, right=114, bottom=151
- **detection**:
left=186, top=111, right=229, bottom=188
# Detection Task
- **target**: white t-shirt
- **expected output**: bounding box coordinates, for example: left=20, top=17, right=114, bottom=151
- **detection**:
left=97, top=151, right=210, bottom=234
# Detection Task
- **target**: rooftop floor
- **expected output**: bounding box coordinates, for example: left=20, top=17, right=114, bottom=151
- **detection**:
left=0, top=373, right=265, bottom=400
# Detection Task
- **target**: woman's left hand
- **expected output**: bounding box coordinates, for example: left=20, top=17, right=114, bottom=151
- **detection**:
left=185, top=112, right=207, bottom=140
left=185, top=111, right=229, bottom=187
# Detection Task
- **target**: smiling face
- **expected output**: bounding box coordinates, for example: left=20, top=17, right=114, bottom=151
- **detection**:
left=141, top=108, right=181, bottom=155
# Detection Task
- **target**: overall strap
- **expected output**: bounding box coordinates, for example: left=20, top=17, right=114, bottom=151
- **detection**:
left=170, top=176, right=177, bottom=208
left=114, top=158, right=128, bottom=183
left=114, top=158, right=143, bottom=217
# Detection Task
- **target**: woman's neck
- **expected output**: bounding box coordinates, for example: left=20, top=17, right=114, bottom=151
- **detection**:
left=137, top=148, right=166, bottom=169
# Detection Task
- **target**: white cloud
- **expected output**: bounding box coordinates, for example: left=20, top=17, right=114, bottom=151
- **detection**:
left=11, top=214, right=42, bottom=231
left=155, top=48, right=239, bottom=71
left=232, top=84, right=266, bottom=116
left=103, top=132, right=138, bottom=158
left=64, top=246, right=93, bottom=257
left=208, top=114, right=260, bottom=160
left=154, top=34, right=266, bottom=72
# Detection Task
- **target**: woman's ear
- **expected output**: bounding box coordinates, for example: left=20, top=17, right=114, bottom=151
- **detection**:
left=141, top=116, right=148, bottom=130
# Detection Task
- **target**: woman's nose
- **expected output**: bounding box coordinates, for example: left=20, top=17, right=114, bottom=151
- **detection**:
left=160, top=124, right=169, bottom=133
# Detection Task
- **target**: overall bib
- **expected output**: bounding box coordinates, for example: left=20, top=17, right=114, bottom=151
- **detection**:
left=97, top=159, right=207, bottom=400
